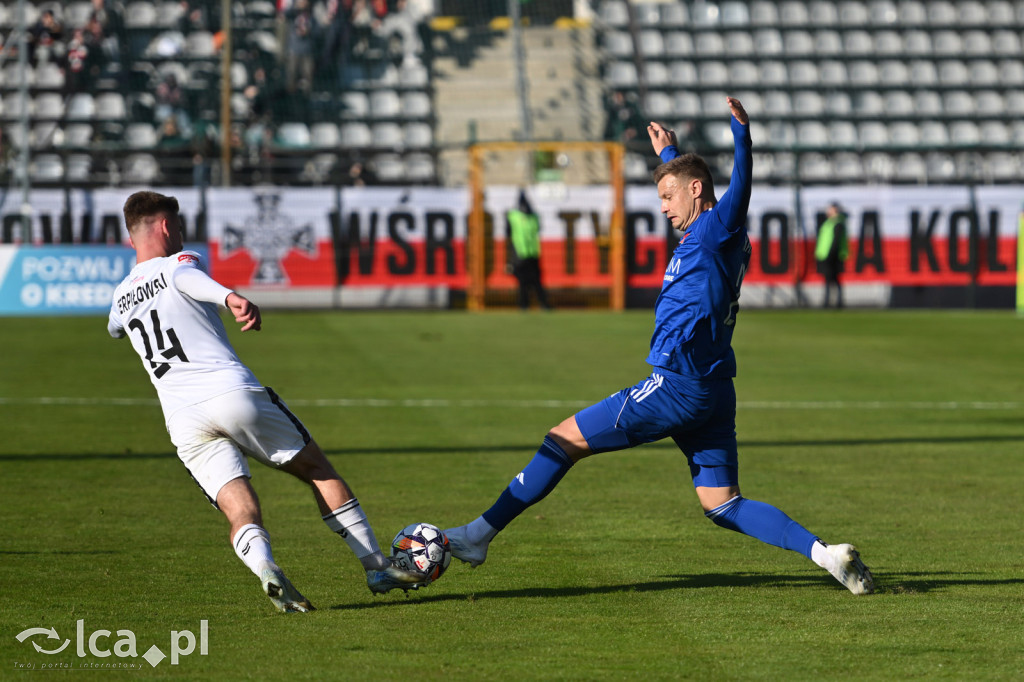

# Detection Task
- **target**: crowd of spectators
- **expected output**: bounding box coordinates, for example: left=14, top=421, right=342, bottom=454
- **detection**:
left=7, top=0, right=432, bottom=185
left=25, top=1, right=123, bottom=94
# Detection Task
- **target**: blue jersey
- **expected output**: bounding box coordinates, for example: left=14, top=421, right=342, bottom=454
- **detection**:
left=646, top=117, right=753, bottom=379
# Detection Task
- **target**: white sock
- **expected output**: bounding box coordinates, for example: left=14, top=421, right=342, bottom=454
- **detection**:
left=466, top=517, right=498, bottom=545
left=322, top=499, right=388, bottom=571
left=811, top=541, right=832, bottom=571
left=232, top=524, right=277, bottom=577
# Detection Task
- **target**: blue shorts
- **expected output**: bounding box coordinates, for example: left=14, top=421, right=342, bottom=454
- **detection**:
left=574, top=370, right=739, bottom=488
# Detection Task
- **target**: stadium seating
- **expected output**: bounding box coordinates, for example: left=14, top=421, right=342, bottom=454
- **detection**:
left=1, top=0, right=438, bottom=187
left=1, top=0, right=1022, bottom=187
left=310, top=122, right=341, bottom=149
left=594, top=0, right=1024, bottom=184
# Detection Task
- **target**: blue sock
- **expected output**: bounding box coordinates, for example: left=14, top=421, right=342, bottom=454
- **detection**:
left=705, top=496, right=818, bottom=559
left=481, top=436, right=574, bottom=531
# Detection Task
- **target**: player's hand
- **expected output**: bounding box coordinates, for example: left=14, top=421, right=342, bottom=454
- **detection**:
left=226, top=292, right=262, bottom=332
left=727, top=97, right=748, bottom=125
left=647, top=121, right=677, bottom=156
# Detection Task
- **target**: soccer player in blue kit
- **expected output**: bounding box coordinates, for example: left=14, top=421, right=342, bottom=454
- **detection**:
left=445, top=98, right=874, bottom=595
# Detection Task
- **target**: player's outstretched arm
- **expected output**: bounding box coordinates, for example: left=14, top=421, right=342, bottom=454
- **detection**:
left=711, top=97, right=753, bottom=235
left=226, top=292, right=262, bottom=332
left=727, top=96, right=748, bottom=125
left=647, top=121, right=677, bottom=158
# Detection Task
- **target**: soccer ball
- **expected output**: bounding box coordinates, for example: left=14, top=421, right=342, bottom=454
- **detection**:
left=390, top=522, right=452, bottom=583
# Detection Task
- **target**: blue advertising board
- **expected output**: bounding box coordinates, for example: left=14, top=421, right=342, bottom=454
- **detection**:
left=0, top=245, right=208, bottom=316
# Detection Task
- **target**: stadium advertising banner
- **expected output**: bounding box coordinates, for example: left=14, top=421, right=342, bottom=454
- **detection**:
left=625, top=185, right=1020, bottom=298
left=0, top=186, right=1018, bottom=310
left=203, top=187, right=470, bottom=291
left=205, top=188, right=337, bottom=288
left=334, top=187, right=469, bottom=287
left=0, top=245, right=135, bottom=315
left=0, top=189, right=203, bottom=245
left=0, top=244, right=211, bottom=316
left=0, top=190, right=206, bottom=315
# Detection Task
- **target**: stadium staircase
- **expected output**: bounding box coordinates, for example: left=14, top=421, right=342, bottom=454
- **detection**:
left=432, top=21, right=605, bottom=186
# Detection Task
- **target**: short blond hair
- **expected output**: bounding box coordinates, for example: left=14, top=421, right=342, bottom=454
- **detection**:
left=653, top=154, right=715, bottom=199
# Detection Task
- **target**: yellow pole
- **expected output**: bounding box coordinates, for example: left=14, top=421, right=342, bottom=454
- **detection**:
left=1017, top=209, right=1024, bottom=316
left=219, top=0, right=232, bottom=186
left=467, top=145, right=486, bottom=311
left=608, top=142, right=626, bottom=311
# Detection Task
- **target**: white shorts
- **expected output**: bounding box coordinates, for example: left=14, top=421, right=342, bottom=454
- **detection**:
left=166, top=387, right=310, bottom=506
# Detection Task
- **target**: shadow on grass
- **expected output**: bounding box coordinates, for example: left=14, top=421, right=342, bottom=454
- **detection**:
left=329, top=570, right=1024, bottom=610
left=871, top=571, right=1024, bottom=595
left=0, top=550, right=117, bottom=555
left=739, top=434, right=1024, bottom=449
left=0, top=444, right=544, bottom=458
left=4, top=431, right=1024, bottom=461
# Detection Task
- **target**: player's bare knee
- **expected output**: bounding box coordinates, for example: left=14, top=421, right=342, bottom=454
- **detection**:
left=547, top=422, right=591, bottom=462
left=696, top=485, right=741, bottom=513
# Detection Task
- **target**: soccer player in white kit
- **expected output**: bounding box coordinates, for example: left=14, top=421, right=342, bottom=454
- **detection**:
left=108, top=191, right=422, bottom=612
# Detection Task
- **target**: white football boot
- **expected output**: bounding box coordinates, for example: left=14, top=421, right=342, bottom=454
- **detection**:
left=366, top=561, right=429, bottom=595
left=443, top=525, right=489, bottom=568
left=259, top=564, right=314, bottom=612
left=824, top=543, right=875, bottom=595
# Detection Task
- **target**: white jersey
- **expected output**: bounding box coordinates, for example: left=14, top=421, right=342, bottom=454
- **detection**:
left=108, top=250, right=261, bottom=421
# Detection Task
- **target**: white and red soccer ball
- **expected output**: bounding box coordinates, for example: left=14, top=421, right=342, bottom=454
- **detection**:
left=390, top=522, right=452, bottom=584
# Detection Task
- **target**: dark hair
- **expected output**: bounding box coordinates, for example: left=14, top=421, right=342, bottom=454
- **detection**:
left=517, top=189, right=534, bottom=215
left=123, top=191, right=179, bottom=234
left=653, top=153, right=715, bottom=199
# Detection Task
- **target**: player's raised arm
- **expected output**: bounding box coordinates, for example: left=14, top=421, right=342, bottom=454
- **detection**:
left=727, top=96, right=748, bottom=125
left=712, top=97, right=753, bottom=233
left=647, top=121, right=678, bottom=161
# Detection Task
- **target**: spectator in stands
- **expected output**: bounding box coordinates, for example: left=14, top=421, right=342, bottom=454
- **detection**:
left=319, top=0, right=350, bottom=72
left=603, top=91, right=644, bottom=149
left=155, top=71, right=192, bottom=135
left=63, top=28, right=96, bottom=93
left=228, top=123, right=249, bottom=176
left=84, top=14, right=110, bottom=68
left=507, top=189, right=552, bottom=311
left=177, top=1, right=217, bottom=34
left=155, top=116, right=191, bottom=184
left=349, top=0, right=382, bottom=57
left=157, top=116, right=188, bottom=150
left=673, top=120, right=713, bottom=156
left=377, top=0, right=422, bottom=67
left=241, top=66, right=280, bottom=159
left=344, top=160, right=378, bottom=186
left=90, top=0, right=125, bottom=63
left=243, top=67, right=274, bottom=120
left=816, top=203, right=849, bottom=309
left=28, top=9, right=64, bottom=63
left=91, top=0, right=123, bottom=32
left=190, top=117, right=217, bottom=187
left=285, top=0, right=316, bottom=95
left=155, top=72, right=184, bottom=121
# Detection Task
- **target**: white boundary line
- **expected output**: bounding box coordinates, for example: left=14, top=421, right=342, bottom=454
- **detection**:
left=0, top=397, right=1021, bottom=410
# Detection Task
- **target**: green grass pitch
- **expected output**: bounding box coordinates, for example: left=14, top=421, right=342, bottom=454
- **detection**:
left=2, top=309, right=1023, bottom=680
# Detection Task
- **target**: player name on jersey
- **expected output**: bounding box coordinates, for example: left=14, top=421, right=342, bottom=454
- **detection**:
left=115, top=272, right=168, bottom=315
